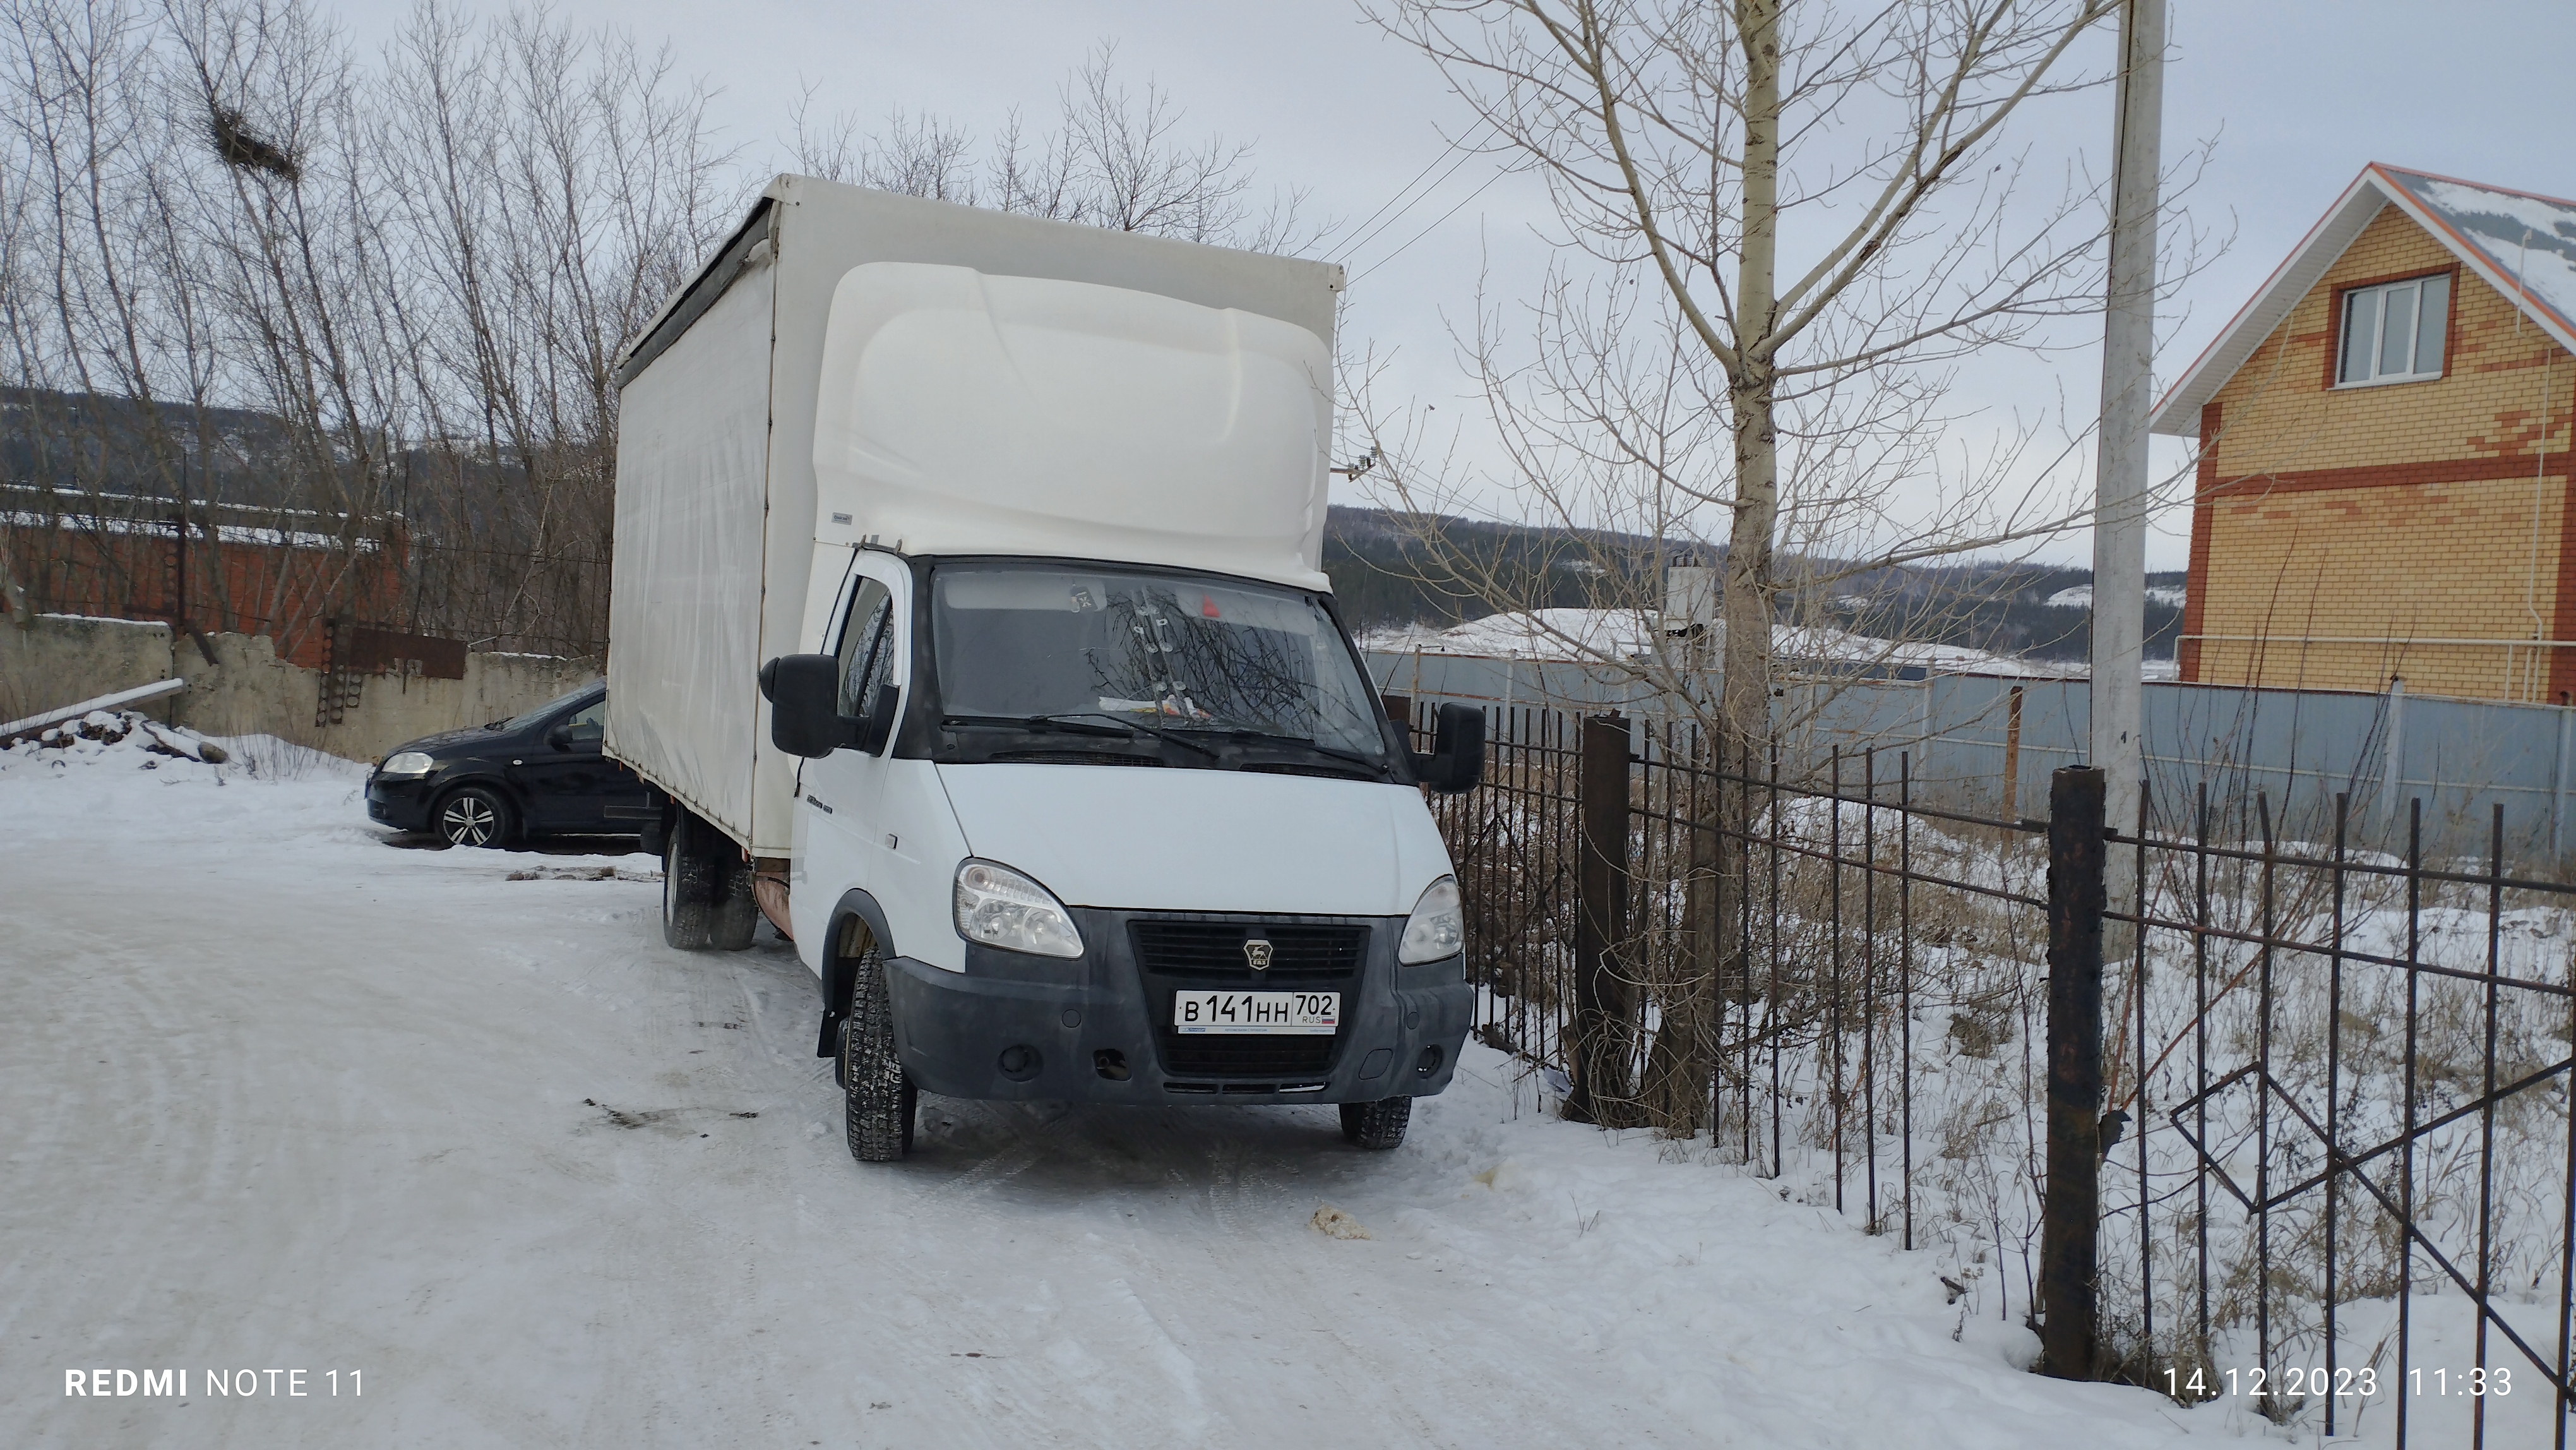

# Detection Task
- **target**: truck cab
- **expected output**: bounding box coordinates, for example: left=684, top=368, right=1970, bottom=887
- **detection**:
left=765, top=551, right=1478, bottom=1158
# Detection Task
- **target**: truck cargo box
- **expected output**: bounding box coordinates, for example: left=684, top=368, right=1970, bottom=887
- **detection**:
left=605, top=176, right=1343, bottom=856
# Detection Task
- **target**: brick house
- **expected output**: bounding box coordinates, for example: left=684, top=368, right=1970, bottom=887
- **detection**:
left=2149, top=164, right=2576, bottom=703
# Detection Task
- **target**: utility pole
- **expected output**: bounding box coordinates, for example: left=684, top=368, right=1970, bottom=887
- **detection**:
left=2092, top=0, right=2162, bottom=875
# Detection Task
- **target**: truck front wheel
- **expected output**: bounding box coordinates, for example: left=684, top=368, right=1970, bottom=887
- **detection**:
left=840, top=944, right=915, bottom=1162
left=1340, top=1097, right=1410, bottom=1150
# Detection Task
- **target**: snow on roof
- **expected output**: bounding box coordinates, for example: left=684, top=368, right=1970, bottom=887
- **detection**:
left=1361, top=608, right=2068, bottom=677
left=2044, top=584, right=2184, bottom=609
left=2385, top=169, right=2576, bottom=342
left=2149, top=164, right=2576, bottom=436
left=1363, top=607, right=1663, bottom=661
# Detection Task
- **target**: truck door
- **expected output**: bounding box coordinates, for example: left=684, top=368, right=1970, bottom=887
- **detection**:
left=791, top=559, right=907, bottom=952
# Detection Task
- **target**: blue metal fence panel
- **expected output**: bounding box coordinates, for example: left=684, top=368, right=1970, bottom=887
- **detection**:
left=1366, top=649, right=2576, bottom=872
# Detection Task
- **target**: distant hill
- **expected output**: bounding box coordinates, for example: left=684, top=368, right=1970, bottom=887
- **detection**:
left=1320, top=505, right=2179, bottom=664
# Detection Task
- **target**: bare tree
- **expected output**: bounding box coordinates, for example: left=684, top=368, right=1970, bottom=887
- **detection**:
left=1355, top=0, right=2211, bottom=1131
left=0, top=1, right=1313, bottom=676
left=790, top=42, right=1317, bottom=253
left=371, top=1, right=733, bottom=654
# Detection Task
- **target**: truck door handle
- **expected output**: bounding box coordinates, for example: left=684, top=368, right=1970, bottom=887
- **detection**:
left=808, top=794, right=834, bottom=814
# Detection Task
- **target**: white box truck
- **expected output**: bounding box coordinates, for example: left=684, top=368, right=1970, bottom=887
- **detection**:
left=605, top=177, right=1483, bottom=1161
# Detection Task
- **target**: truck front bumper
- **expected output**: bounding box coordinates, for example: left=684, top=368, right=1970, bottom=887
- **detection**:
left=883, top=908, right=1470, bottom=1106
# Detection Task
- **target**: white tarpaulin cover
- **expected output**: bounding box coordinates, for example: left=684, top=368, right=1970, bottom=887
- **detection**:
left=603, top=258, right=773, bottom=847
left=808, top=263, right=1332, bottom=592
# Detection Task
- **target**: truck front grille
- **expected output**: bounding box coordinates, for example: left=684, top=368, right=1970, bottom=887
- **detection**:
left=1130, top=921, right=1368, bottom=981
left=1128, top=916, right=1369, bottom=1079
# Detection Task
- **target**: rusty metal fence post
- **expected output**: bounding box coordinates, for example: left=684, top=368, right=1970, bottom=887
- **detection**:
left=2041, top=765, right=2106, bottom=1379
left=1566, top=712, right=1634, bottom=1124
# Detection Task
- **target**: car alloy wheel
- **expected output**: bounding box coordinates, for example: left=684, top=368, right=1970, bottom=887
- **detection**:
left=438, top=789, right=507, bottom=848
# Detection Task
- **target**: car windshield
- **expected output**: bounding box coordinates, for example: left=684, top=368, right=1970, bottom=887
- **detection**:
left=501, top=685, right=600, bottom=733
left=931, top=563, right=1387, bottom=763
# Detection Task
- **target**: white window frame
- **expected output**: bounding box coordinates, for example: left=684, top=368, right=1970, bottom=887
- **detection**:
left=2335, top=272, right=2451, bottom=388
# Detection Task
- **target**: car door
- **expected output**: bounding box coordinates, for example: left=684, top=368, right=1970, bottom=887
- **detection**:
left=507, top=693, right=609, bottom=830
left=790, top=559, right=907, bottom=951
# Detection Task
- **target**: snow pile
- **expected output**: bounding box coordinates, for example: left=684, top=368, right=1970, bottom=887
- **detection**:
left=1, top=707, right=226, bottom=767
left=0, top=708, right=365, bottom=786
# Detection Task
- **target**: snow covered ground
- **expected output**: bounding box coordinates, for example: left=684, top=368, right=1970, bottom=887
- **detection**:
left=4, top=726, right=2227, bottom=1448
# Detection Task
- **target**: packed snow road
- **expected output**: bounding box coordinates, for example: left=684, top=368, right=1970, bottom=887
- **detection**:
left=2, top=734, right=2205, bottom=1448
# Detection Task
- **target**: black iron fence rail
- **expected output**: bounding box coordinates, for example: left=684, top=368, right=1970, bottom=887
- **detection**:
left=1404, top=697, right=2576, bottom=1448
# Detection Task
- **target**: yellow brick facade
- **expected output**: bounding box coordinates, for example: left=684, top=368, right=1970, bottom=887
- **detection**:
left=2186, top=204, right=2576, bottom=702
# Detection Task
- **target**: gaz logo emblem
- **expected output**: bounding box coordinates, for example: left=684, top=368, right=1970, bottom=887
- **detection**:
left=1243, top=938, right=1273, bottom=971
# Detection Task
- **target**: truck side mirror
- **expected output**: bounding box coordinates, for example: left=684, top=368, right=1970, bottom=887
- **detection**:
left=763, top=654, right=844, bottom=758
left=1411, top=702, right=1484, bottom=794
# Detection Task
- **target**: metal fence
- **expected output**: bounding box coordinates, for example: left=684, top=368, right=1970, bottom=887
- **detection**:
left=1406, top=699, right=2576, bottom=1446
left=1368, top=651, right=2576, bottom=875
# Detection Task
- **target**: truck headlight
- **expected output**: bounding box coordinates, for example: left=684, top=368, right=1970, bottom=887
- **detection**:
left=1398, top=875, right=1464, bottom=964
left=953, top=859, right=1085, bottom=959
left=379, top=750, right=434, bottom=777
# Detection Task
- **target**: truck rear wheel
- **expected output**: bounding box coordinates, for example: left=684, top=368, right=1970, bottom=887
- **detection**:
left=661, top=807, right=760, bottom=951
left=661, top=809, right=719, bottom=950
left=841, top=944, right=915, bottom=1162
left=1340, top=1097, right=1410, bottom=1150
left=708, top=851, right=758, bottom=951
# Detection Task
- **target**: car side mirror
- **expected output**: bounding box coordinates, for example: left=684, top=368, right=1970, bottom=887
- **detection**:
left=1410, top=702, right=1484, bottom=794
left=546, top=724, right=573, bottom=750
left=763, top=654, right=844, bottom=758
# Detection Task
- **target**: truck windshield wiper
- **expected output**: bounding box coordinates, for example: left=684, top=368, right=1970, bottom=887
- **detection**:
left=945, top=712, right=1131, bottom=739
left=1036, top=712, right=1221, bottom=758
left=1200, top=729, right=1388, bottom=774
left=943, top=712, right=1220, bottom=758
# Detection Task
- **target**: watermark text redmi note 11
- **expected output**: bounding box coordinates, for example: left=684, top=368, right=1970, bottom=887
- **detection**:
left=64, top=1368, right=362, bottom=1398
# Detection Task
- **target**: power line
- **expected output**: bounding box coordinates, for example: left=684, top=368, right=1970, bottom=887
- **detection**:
left=1324, top=120, right=1496, bottom=265
left=1332, top=147, right=1480, bottom=265
left=1346, top=162, right=1518, bottom=287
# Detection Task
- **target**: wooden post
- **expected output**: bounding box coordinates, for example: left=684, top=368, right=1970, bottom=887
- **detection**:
left=1381, top=692, right=1412, bottom=748
left=2004, top=684, right=2026, bottom=820
left=2041, top=765, right=2107, bottom=1379
left=1568, top=712, right=1635, bottom=1123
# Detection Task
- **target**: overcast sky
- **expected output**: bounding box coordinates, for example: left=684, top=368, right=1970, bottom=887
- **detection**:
left=337, top=1, right=2576, bottom=571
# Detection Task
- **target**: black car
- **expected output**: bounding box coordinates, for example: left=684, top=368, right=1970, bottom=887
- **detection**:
left=364, top=683, right=657, bottom=847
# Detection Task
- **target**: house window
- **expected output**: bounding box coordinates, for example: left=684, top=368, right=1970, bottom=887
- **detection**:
left=2337, top=273, right=2450, bottom=385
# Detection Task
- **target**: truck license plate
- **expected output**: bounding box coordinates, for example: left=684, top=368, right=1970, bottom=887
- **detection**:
left=1172, top=990, right=1339, bottom=1035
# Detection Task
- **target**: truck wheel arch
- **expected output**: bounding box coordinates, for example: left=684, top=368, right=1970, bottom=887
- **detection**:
left=814, top=889, right=900, bottom=1058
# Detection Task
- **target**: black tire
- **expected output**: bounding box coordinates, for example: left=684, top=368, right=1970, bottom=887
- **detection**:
left=661, top=810, right=719, bottom=950
left=1340, top=1096, right=1411, bottom=1150
left=708, top=852, right=759, bottom=951
left=840, top=943, right=915, bottom=1162
left=436, top=785, right=513, bottom=848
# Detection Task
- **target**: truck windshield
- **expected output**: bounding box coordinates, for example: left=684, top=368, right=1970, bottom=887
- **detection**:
left=931, top=563, right=1388, bottom=765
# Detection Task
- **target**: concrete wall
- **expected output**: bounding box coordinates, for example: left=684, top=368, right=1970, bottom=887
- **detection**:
left=0, top=614, right=173, bottom=724
left=1, top=613, right=595, bottom=761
